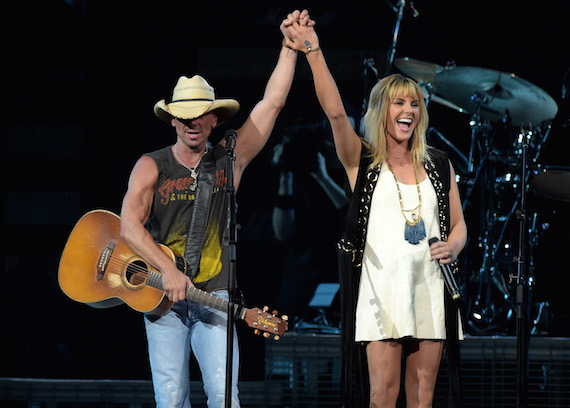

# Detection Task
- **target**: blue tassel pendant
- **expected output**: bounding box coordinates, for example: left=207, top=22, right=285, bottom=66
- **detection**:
left=404, top=218, right=426, bottom=245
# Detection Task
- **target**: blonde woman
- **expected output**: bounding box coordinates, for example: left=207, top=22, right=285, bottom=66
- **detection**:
left=283, top=11, right=467, bottom=408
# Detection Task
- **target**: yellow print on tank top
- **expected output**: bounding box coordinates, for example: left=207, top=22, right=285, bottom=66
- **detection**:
left=193, top=220, right=223, bottom=283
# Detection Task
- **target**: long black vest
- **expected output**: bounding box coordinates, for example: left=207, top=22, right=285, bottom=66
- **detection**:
left=337, top=144, right=462, bottom=407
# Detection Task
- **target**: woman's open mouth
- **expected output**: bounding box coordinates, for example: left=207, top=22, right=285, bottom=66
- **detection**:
left=397, top=118, right=413, bottom=132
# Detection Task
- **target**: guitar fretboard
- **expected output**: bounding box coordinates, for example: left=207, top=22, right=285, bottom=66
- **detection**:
left=147, top=270, right=241, bottom=317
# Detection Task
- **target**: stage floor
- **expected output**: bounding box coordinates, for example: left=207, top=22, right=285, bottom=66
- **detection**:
left=1, top=334, right=569, bottom=407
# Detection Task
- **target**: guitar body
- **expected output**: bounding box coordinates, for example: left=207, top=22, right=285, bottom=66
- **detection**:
left=59, top=209, right=288, bottom=337
left=58, top=210, right=173, bottom=316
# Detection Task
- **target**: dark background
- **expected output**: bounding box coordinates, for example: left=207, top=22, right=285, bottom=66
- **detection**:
left=2, top=0, right=569, bottom=381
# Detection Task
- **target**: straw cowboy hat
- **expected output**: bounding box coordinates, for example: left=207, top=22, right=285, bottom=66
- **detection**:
left=154, top=75, right=240, bottom=125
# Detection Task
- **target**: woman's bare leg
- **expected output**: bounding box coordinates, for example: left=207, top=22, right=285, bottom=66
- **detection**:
left=404, top=340, right=444, bottom=408
left=366, top=340, right=403, bottom=408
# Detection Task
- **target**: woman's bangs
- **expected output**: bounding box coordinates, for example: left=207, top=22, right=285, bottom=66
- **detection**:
left=389, top=79, right=422, bottom=103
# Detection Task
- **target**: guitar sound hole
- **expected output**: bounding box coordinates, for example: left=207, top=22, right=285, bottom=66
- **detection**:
left=125, top=260, right=148, bottom=287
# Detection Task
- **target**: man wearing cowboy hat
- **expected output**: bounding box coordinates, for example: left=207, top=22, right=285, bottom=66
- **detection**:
left=119, top=10, right=313, bottom=408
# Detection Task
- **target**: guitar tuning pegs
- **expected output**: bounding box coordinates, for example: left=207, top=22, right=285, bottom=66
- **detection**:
left=263, top=306, right=269, bottom=312
left=254, top=329, right=261, bottom=336
left=263, top=332, right=270, bottom=338
left=282, top=315, right=289, bottom=321
left=274, top=335, right=280, bottom=341
left=272, top=310, right=278, bottom=316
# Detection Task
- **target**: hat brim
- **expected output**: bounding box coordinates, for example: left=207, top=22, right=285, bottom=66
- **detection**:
left=154, top=98, right=240, bottom=126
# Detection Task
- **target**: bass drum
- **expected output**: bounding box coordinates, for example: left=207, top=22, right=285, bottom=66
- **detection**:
left=529, top=166, right=570, bottom=335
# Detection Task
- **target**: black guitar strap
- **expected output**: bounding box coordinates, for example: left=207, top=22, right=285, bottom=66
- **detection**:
left=183, top=149, right=216, bottom=280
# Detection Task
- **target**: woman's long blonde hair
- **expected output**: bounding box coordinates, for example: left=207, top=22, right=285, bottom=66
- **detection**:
left=362, top=74, right=430, bottom=169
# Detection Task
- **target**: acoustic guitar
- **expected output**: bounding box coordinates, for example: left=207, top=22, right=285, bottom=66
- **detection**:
left=58, top=210, right=287, bottom=338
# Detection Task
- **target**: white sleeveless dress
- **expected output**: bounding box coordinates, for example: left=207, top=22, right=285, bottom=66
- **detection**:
left=355, top=164, right=460, bottom=341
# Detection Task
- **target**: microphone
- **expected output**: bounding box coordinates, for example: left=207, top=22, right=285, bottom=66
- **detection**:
left=224, top=129, right=237, bottom=157
left=428, top=237, right=461, bottom=301
left=224, top=129, right=237, bottom=147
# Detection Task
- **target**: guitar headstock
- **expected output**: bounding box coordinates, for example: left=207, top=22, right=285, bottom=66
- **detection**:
left=243, top=306, right=288, bottom=340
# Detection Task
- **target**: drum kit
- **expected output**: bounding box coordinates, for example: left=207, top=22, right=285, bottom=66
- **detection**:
left=395, top=57, right=568, bottom=334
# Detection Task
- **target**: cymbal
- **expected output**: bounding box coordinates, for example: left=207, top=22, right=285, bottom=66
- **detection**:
left=394, top=57, right=444, bottom=83
left=395, top=58, right=467, bottom=114
left=434, top=66, right=558, bottom=125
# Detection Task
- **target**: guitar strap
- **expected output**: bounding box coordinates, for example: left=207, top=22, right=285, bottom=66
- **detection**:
left=183, top=149, right=216, bottom=280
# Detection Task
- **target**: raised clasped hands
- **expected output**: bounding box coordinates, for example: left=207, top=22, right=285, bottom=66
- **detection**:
left=280, top=9, right=319, bottom=53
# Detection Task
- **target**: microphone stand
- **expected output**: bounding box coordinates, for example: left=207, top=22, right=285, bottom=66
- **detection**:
left=511, top=126, right=530, bottom=408
left=224, top=129, right=238, bottom=408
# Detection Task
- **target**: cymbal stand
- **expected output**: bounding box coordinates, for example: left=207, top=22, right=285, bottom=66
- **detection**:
left=510, top=126, right=531, bottom=408
left=361, top=58, right=380, bottom=122
left=467, top=93, right=488, bottom=173
left=461, top=95, right=493, bottom=212
left=423, top=82, right=434, bottom=109
left=530, top=124, right=552, bottom=164
left=384, top=0, right=405, bottom=76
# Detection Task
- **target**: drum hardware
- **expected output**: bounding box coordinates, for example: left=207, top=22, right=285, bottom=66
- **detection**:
left=384, top=0, right=406, bottom=77
left=468, top=235, right=515, bottom=334
left=454, top=118, right=549, bottom=334
left=375, top=55, right=561, bottom=335
left=460, top=118, right=494, bottom=212
left=467, top=125, right=544, bottom=334
left=530, top=300, right=549, bottom=335
left=361, top=58, right=380, bottom=121
left=466, top=93, right=491, bottom=174
left=530, top=124, right=551, bottom=164
left=428, top=63, right=558, bottom=335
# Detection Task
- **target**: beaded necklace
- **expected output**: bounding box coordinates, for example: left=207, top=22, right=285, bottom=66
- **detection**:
left=385, top=158, right=426, bottom=244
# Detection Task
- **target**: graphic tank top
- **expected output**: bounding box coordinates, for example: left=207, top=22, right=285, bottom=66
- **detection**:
left=144, top=144, right=230, bottom=292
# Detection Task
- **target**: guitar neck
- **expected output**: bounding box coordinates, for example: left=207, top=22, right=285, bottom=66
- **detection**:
left=147, top=270, right=244, bottom=318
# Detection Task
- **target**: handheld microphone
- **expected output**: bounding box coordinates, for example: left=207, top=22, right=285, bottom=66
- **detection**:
left=428, top=237, right=461, bottom=301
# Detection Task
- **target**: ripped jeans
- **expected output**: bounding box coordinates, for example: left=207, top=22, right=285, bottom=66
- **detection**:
left=144, top=290, right=240, bottom=408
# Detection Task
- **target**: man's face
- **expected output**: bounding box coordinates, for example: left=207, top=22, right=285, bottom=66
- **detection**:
left=171, top=112, right=218, bottom=149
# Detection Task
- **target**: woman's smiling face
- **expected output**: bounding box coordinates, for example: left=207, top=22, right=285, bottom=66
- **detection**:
left=385, top=94, right=420, bottom=145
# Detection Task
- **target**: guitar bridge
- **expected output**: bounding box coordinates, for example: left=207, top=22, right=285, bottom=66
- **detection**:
left=97, top=240, right=116, bottom=281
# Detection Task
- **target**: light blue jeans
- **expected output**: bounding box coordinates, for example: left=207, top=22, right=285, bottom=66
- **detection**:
left=144, top=290, right=240, bottom=408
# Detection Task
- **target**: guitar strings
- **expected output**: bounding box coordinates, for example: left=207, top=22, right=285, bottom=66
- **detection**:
left=99, top=253, right=284, bottom=334
left=105, top=254, right=151, bottom=283
left=101, top=254, right=229, bottom=309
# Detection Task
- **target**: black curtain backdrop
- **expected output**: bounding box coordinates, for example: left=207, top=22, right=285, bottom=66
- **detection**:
left=2, top=0, right=569, bottom=380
